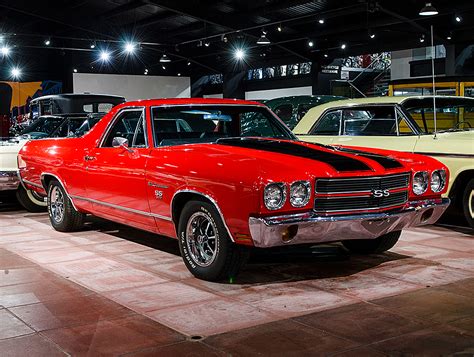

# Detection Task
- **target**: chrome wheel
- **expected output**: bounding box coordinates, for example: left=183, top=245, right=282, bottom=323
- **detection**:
left=185, top=212, right=218, bottom=267
left=50, top=186, right=65, bottom=223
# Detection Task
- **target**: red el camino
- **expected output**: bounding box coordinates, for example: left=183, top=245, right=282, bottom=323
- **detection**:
left=18, top=98, right=450, bottom=281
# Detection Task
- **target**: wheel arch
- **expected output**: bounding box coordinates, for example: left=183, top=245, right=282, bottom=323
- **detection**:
left=171, top=190, right=235, bottom=242
left=449, top=169, right=474, bottom=206
left=40, top=173, right=80, bottom=211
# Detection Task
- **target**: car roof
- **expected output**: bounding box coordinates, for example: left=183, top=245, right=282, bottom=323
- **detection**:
left=115, top=97, right=266, bottom=108
left=293, top=95, right=474, bottom=134
left=30, top=93, right=126, bottom=103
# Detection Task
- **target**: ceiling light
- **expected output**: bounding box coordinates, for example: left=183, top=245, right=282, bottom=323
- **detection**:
left=221, top=34, right=228, bottom=43
left=419, top=2, right=438, bottom=16
left=257, top=31, right=271, bottom=45
left=177, top=73, right=181, bottom=76
left=204, top=41, right=210, bottom=47
left=369, top=32, right=376, bottom=39
left=324, top=53, right=328, bottom=58
left=73, top=68, right=78, bottom=73
left=455, top=15, right=462, bottom=22
left=1, top=45, right=10, bottom=56
left=90, top=42, right=96, bottom=49
left=124, top=42, right=136, bottom=54
left=99, top=50, right=111, bottom=62
left=44, top=39, right=51, bottom=46
left=162, top=65, right=166, bottom=70
left=187, top=61, right=191, bottom=66
left=341, top=43, right=347, bottom=49
left=160, top=54, right=171, bottom=63
left=235, top=48, right=245, bottom=60
left=11, top=67, right=21, bottom=79
left=420, top=34, right=425, bottom=43
left=308, top=40, right=314, bottom=47
left=144, top=71, right=148, bottom=75
left=318, top=19, right=325, bottom=24
left=277, top=24, right=282, bottom=32
left=447, top=32, right=452, bottom=40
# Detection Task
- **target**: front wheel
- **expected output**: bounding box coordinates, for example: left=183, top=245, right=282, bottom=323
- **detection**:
left=178, top=201, right=249, bottom=282
left=16, top=186, right=47, bottom=212
left=462, top=179, right=474, bottom=229
left=342, top=231, right=401, bottom=254
left=47, top=180, right=85, bottom=232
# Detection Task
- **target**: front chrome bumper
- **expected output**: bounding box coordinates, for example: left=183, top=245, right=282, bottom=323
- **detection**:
left=248, top=199, right=450, bottom=248
left=0, top=171, right=20, bottom=191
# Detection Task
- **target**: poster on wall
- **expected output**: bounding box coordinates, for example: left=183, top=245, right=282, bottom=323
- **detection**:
left=0, top=80, right=62, bottom=136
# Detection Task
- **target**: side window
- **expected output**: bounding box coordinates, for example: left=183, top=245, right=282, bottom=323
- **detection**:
left=310, top=110, right=341, bottom=135
left=83, top=104, right=93, bottom=113
left=273, top=104, right=293, bottom=124
left=98, top=103, right=114, bottom=113
left=342, top=107, right=397, bottom=136
left=297, top=104, right=314, bottom=121
left=397, top=110, right=416, bottom=135
left=102, top=110, right=146, bottom=148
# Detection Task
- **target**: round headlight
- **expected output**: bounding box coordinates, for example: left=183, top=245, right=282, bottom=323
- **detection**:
left=290, top=181, right=311, bottom=207
left=264, top=183, right=286, bottom=210
left=431, top=170, right=446, bottom=193
left=413, top=171, right=429, bottom=195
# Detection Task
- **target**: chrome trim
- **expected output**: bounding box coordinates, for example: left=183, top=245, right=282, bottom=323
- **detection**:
left=22, top=179, right=44, bottom=189
left=40, top=172, right=80, bottom=212
left=249, top=198, right=450, bottom=248
left=98, top=106, right=147, bottom=148
left=412, top=171, right=429, bottom=196
left=171, top=189, right=235, bottom=242
left=414, top=152, right=474, bottom=159
left=315, top=189, right=408, bottom=199
left=148, top=182, right=169, bottom=189
left=313, top=198, right=408, bottom=213
left=264, top=182, right=287, bottom=210
left=316, top=172, right=410, bottom=184
left=69, top=194, right=172, bottom=221
left=430, top=169, right=446, bottom=193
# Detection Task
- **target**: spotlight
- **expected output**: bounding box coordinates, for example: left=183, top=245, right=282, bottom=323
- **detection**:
left=73, top=68, right=78, bottom=73
left=204, top=41, right=210, bottom=47
left=324, top=53, right=328, bottom=58
left=277, top=24, right=282, bottom=32
left=162, top=65, right=166, bottom=70
left=1, top=45, right=10, bottom=56
left=221, top=34, right=228, bottom=43
left=124, top=42, right=136, bottom=54
left=369, top=32, right=376, bottom=39
left=318, top=19, right=325, bottom=24
left=90, top=42, right=96, bottom=49
left=420, top=34, right=425, bottom=43
left=177, top=73, right=181, bottom=76
left=257, top=31, right=271, bottom=45
left=44, top=39, right=51, bottom=46
left=341, top=43, right=347, bottom=49
left=160, top=54, right=171, bottom=63
left=455, top=15, right=462, bottom=22
left=187, top=61, right=191, bottom=66
left=11, top=67, right=21, bottom=79
left=308, top=40, right=314, bottom=47
left=419, top=2, right=438, bottom=16
left=99, top=50, right=111, bottom=62
left=144, top=71, right=148, bottom=75
left=235, top=48, right=245, bottom=60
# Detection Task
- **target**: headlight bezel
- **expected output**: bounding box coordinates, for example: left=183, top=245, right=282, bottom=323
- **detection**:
left=289, top=180, right=311, bottom=208
left=263, top=182, right=287, bottom=210
left=430, top=169, right=447, bottom=193
left=412, top=171, right=429, bottom=196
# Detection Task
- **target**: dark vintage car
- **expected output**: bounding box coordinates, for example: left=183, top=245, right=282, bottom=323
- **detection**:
left=19, top=98, right=450, bottom=281
left=264, top=95, right=345, bottom=130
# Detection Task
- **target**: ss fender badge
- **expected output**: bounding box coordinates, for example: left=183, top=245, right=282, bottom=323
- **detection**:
left=371, top=189, right=390, bottom=198
left=154, top=190, right=163, bottom=200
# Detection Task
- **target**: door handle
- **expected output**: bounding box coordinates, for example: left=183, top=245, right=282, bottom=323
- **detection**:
left=84, top=155, right=96, bottom=161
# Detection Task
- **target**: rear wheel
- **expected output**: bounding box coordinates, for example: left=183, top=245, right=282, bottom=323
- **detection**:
left=462, top=179, right=474, bottom=229
left=16, top=186, right=47, bottom=212
left=178, top=201, right=249, bottom=282
left=47, top=180, right=84, bottom=232
left=342, top=231, right=401, bottom=254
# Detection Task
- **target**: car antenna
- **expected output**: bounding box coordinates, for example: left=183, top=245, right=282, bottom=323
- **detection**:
left=430, top=25, right=437, bottom=139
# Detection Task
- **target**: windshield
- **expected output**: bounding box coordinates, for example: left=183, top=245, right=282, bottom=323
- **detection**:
left=152, top=105, right=294, bottom=146
left=51, top=117, right=101, bottom=138
left=403, top=98, right=474, bottom=133
left=21, top=116, right=64, bottom=138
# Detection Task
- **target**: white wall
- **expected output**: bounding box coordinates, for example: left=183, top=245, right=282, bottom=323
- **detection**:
left=391, top=49, right=413, bottom=80
left=73, top=73, right=190, bottom=101
left=203, top=93, right=224, bottom=99
left=245, top=86, right=312, bottom=100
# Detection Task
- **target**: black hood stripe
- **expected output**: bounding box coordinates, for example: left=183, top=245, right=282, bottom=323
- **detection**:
left=335, top=147, right=403, bottom=169
left=217, top=138, right=371, bottom=172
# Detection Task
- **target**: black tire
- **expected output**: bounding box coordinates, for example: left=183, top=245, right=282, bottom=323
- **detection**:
left=47, top=179, right=85, bottom=232
left=462, top=178, right=474, bottom=229
left=178, top=200, right=249, bottom=282
left=342, top=231, right=401, bottom=254
left=16, top=186, right=47, bottom=212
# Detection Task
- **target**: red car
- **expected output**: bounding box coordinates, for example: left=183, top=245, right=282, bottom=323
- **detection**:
left=18, top=98, right=450, bottom=281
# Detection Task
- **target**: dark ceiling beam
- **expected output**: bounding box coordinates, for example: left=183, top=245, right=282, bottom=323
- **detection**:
left=98, top=0, right=147, bottom=19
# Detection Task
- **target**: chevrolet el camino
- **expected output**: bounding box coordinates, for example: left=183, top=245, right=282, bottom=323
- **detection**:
left=19, top=98, right=449, bottom=281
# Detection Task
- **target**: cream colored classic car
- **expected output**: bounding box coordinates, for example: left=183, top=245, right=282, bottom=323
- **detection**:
left=293, top=96, right=474, bottom=228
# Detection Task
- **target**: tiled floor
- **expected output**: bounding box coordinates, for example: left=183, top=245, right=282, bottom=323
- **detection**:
left=1, top=205, right=473, bottom=356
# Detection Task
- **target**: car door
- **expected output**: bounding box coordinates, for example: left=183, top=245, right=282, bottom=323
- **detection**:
left=84, top=107, right=154, bottom=228
left=329, top=106, right=419, bottom=152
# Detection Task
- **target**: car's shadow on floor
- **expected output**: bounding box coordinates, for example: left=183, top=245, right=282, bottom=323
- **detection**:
left=84, top=216, right=410, bottom=285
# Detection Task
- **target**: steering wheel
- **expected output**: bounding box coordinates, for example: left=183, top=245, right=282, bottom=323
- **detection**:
left=454, top=121, right=472, bottom=129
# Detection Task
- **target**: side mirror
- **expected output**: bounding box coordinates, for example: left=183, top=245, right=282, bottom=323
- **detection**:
left=112, top=137, right=133, bottom=152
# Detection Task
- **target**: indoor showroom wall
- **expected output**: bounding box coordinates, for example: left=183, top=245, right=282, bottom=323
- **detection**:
left=73, top=73, right=191, bottom=100
left=203, top=86, right=312, bottom=100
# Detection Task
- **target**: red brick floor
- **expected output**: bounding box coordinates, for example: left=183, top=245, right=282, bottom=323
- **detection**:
left=1, top=207, right=473, bottom=356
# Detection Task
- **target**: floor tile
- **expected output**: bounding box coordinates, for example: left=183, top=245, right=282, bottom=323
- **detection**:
left=19, top=247, right=97, bottom=265
left=126, top=341, right=224, bottom=356
left=47, top=257, right=131, bottom=277
left=0, top=309, right=34, bottom=340
left=437, top=278, right=474, bottom=298
left=415, top=236, right=474, bottom=253
left=448, top=316, right=474, bottom=336
left=41, top=315, right=184, bottom=356
left=0, top=267, right=50, bottom=287
left=0, top=334, right=66, bottom=357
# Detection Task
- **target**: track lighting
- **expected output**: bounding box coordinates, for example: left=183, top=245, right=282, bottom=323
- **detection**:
left=419, top=2, right=438, bottom=16
left=455, top=15, right=462, bottom=22
left=277, top=24, right=282, bottom=32
left=308, top=40, right=314, bottom=47
left=420, top=34, right=425, bottom=43
left=160, top=54, right=171, bottom=63
left=73, top=68, right=78, bottom=73
left=44, top=39, right=51, bottom=46
left=90, top=42, right=96, bottom=49
left=257, top=30, right=271, bottom=45
left=318, top=19, right=325, bottom=24
left=341, top=43, right=347, bottom=49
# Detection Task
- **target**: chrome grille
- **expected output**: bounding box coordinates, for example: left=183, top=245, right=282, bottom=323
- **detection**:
left=314, top=173, right=410, bottom=214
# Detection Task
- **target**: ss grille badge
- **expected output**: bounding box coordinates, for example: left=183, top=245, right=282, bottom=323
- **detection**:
left=371, top=189, right=390, bottom=198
